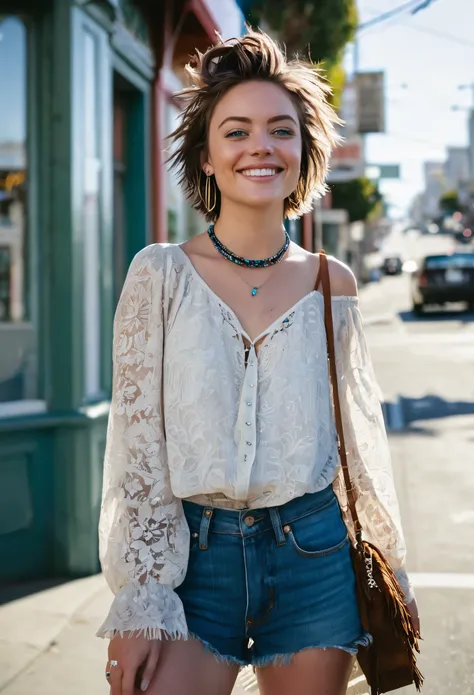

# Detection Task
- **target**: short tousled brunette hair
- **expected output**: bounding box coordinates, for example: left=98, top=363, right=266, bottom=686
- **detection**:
left=168, top=29, right=342, bottom=221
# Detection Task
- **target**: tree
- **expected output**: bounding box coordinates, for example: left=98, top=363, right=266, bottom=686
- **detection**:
left=439, top=190, right=463, bottom=214
left=246, top=0, right=357, bottom=107
left=330, top=177, right=383, bottom=223
left=247, top=0, right=358, bottom=64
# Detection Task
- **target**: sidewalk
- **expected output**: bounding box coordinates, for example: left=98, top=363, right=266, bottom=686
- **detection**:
left=0, top=576, right=366, bottom=694
left=0, top=575, right=250, bottom=695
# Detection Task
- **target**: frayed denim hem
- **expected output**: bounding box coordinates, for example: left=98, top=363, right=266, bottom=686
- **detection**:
left=251, top=631, right=373, bottom=669
left=187, top=631, right=248, bottom=669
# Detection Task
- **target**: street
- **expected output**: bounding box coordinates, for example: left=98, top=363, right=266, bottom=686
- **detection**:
left=359, top=228, right=474, bottom=695
left=1, top=231, right=473, bottom=695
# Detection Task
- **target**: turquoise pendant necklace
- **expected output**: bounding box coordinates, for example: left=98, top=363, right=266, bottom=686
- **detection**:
left=224, top=261, right=274, bottom=297
left=228, top=267, right=273, bottom=297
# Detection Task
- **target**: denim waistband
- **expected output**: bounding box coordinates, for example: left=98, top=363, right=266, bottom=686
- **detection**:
left=182, top=485, right=336, bottom=549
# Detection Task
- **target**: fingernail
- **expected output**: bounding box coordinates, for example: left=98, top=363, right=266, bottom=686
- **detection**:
left=141, top=680, right=149, bottom=692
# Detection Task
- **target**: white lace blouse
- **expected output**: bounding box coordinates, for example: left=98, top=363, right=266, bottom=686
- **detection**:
left=97, top=242, right=414, bottom=640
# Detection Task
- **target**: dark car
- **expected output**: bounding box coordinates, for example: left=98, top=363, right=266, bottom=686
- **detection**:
left=411, top=252, right=474, bottom=314
left=381, top=254, right=403, bottom=275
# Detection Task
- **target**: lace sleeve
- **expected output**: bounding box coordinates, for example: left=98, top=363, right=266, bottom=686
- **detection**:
left=97, top=246, right=190, bottom=640
left=331, top=298, right=415, bottom=604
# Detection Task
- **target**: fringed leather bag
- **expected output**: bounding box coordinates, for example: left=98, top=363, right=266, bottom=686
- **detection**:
left=318, top=251, right=423, bottom=694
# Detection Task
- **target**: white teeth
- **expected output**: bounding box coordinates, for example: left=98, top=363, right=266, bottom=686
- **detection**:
left=241, top=168, right=277, bottom=177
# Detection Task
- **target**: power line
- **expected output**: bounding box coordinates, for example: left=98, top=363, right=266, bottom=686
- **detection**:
left=358, top=0, right=423, bottom=31
left=403, top=23, right=474, bottom=49
left=363, top=3, right=474, bottom=49
left=358, top=0, right=441, bottom=32
left=410, top=0, right=441, bottom=15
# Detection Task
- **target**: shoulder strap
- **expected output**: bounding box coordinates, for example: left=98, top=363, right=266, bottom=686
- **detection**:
left=318, top=251, right=362, bottom=542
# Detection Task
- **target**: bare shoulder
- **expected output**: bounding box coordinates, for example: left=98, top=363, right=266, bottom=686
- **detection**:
left=321, top=254, right=358, bottom=297
left=291, top=245, right=357, bottom=296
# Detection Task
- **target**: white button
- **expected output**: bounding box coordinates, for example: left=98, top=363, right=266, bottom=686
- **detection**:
left=246, top=401, right=252, bottom=406
left=246, top=441, right=252, bottom=446
left=246, top=421, right=251, bottom=426
left=250, top=384, right=255, bottom=388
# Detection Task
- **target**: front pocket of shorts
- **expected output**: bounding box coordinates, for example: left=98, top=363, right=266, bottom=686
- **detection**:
left=287, top=529, right=348, bottom=558
left=285, top=499, right=349, bottom=558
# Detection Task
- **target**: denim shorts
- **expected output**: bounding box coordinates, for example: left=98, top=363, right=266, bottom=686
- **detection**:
left=175, top=484, right=371, bottom=668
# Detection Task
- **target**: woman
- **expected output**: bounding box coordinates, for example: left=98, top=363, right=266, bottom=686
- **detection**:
left=98, top=31, right=420, bottom=695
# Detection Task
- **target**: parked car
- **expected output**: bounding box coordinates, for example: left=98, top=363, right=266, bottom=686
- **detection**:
left=381, top=254, right=403, bottom=276
left=410, top=252, right=474, bottom=314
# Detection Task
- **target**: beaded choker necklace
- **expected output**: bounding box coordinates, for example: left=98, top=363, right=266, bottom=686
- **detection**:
left=208, top=224, right=289, bottom=268
left=207, top=224, right=290, bottom=296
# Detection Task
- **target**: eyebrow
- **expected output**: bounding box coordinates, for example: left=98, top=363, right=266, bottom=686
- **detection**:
left=218, top=115, right=298, bottom=129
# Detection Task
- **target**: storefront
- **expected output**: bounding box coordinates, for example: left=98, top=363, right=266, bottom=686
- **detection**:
left=0, top=0, right=239, bottom=582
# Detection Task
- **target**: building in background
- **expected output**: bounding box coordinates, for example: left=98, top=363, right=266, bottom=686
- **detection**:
left=419, top=161, right=447, bottom=221
left=0, top=0, right=243, bottom=583
left=444, top=146, right=470, bottom=206
left=445, top=147, right=470, bottom=190
left=412, top=150, right=472, bottom=225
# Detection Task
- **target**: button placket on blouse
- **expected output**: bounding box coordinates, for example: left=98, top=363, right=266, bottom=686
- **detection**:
left=234, top=343, right=258, bottom=500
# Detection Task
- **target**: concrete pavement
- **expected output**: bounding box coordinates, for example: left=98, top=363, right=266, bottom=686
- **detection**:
left=0, top=575, right=112, bottom=695
left=0, top=575, right=253, bottom=695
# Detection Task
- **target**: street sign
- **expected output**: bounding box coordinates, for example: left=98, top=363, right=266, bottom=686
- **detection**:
left=328, top=135, right=364, bottom=183
left=356, top=72, right=385, bottom=133
left=366, top=164, right=400, bottom=179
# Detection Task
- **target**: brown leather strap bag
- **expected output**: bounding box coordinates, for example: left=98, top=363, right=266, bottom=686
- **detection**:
left=317, top=251, right=423, bottom=694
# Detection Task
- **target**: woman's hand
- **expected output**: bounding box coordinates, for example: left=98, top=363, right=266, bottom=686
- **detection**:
left=107, top=633, right=162, bottom=695
left=406, top=598, right=421, bottom=638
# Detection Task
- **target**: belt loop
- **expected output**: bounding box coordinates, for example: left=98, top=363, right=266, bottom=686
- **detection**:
left=199, top=507, right=213, bottom=550
left=269, top=506, right=286, bottom=546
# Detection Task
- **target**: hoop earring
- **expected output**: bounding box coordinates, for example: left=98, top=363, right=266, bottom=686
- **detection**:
left=205, top=175, right=217, bottom=213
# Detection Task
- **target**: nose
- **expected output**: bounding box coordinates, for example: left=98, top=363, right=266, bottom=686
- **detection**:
left=249, top=132, right=275, bottom=157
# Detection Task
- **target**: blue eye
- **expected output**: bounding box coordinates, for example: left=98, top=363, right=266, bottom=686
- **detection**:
left=273, top=128, right=294, bottom=136
left=226, top=130, right=247, bottom=138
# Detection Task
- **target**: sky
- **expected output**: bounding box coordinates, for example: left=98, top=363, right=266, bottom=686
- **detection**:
left=354, top=0, right=474, bottom=216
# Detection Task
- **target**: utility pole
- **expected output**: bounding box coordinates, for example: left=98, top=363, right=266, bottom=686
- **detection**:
left=458, top=84, right=474, bottom=182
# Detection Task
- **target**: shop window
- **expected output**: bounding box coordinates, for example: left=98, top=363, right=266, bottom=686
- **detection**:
left=0, top=17, right=38, bottom=409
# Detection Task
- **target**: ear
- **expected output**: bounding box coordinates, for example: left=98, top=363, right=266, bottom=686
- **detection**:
left=201, top=150, right=214, bottom=176
left=202, top=162, right=214, bottom=176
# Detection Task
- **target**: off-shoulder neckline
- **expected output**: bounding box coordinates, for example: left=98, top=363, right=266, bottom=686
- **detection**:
left=173, top=244, right=358, bottom=345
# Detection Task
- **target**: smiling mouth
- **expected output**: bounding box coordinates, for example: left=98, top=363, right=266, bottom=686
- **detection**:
left=238, top=167, right=284, bottom=179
